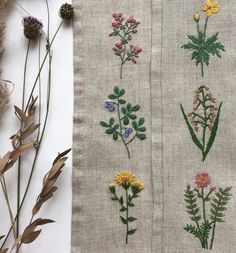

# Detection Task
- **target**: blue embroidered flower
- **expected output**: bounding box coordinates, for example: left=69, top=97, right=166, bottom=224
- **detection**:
left=104, top=100, right=115, bottom=112
left=122, top=128, right=133, bottom=138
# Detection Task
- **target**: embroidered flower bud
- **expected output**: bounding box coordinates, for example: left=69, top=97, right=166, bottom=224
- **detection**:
left=132, top=45, right=142, bottom=55
left=210, top=186, right=216, bottom=192
left=115, top=42, right=123, bottom=49
left=59, top=3, right=74, bottom=20
left=23, top=16, right=43, bottom=40
left=104, top=100, right=115, bottom=112
left=132, top=58, right=137, bottom=64
left=194, top=13, right=200, bottom=22
left=108, top=183, right=116, bottom=193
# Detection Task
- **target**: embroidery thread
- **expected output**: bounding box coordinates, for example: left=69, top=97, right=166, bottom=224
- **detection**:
left=100, top=87, right=146, bottom=159
left=184, top=172, right=232, bottom=249
left=108, top=171, right=144, bottom=244
left=180, top=86, right=222, bottom=161
left=109, top=13, right=142, bottom=79
left=182, top=0, right=225, bottom=77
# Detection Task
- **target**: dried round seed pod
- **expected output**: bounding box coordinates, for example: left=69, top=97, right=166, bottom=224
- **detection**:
left=59, top=3, right=74, bottom=20
left=23, top=16, right=43, bottom=40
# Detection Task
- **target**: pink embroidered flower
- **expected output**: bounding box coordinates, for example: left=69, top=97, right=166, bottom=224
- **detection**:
left=112, top=21, right=120, bottom=29
left=195, top=172, right=211, bottom=189
left=127, top=16, right=136, bottom=23
left=132, top=45, right=142, bottom=55
left=115, top=42, right=123, bottom=49
left=113, top=12, right=123, bottom=21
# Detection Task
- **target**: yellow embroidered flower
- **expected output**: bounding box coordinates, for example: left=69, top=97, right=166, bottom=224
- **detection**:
left=131, top=179, right=144, bottom=191
left=201, top=0, right=219, bottom=17
left=115, top=171, right=135, bottom=186
left=194, top=13, right=200, bottom=22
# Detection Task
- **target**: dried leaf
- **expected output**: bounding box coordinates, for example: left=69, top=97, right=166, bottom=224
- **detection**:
left=0, top=249, right=8, bottom=253
left=21, top=230, right=41, bottom=244
left=14, top=106, right=27, bottom=122
left=20, top=123, right=40, bottom=140
left=10, top=142, right=34, bottom=161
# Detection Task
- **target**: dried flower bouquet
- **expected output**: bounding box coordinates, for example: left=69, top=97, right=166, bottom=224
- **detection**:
left=0, top=2, right=73, bottom=252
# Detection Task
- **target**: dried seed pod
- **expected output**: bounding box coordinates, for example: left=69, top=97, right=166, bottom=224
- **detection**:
left=59, top=3, right=74, bottom=20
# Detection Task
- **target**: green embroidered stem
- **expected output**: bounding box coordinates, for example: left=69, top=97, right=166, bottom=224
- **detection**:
left=125, top=189, right=129, bottom=244
left=201, top=188, right=208, bottom=248
left=203, top=17, right=209, bottom=42
left=117, top=101, right=131, bottom=159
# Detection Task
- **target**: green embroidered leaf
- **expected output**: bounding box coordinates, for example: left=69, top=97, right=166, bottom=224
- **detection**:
left=137, top=133, right=146, bottom=140
left=126, top=103, right=132, bottom=112
left=138, top=127, right=146, bottom=132
left=138, top=117, right=145, bottom=126
left=128, top=114, right=137, bottom=120
left=114, top=86, right=120, bottom=95
left=203, top=102, right=222, bottom=161
left=132, top=121, right=138, bottom=131
left=132, top=105, right=140, bottom=111
left=108, top=94, right=117, bottom=99
left=118, top=99, right=126, bottom=104
left=120, top=216, right=127, bottom=224
left=113, top=124, right=119, bottom=130
left=187, top=35, right=201, bottom=45
left=119, top=196, right=124, bottom=205
left=127, top=202, right=135, bottom=207
left=111, top=197, right=118, bottom=201
left=180, top=104, right=203, bottom=151
left=127, top=229, right=136, bottom=235
left=100, top=121, right=109, bottom=128
left=123, top=116, right=129, bottom=125
left=184, top=185, right=201, bottom=222
left=120, top=207, right=127, bottom=212
left=109, top=117, right=115, bottom=126
left=210, top=187, right=232, bottom=224
left=199, top=221, right=212, bottom=241
left=106, top=128, right=114, bottom=134
left=113, top=132, right=118, bottom=140
left=127, top=217, right=137, bottom=222
left=119, top=88, right=125, bottom=97
left=184, top=224, right=200, bottom=239
left=121, top=107, right=127, bottom=115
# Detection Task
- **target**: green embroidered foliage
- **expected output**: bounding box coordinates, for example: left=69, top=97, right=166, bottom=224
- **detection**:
left=100, top=87, right=146, bottom=159
left=210, top=187, right=232, bottom=223
left=182, top=14, right=225, bottom=77
left=181, top=86, right=222, bottom=161
left=184, top=185, right=201, bottom=222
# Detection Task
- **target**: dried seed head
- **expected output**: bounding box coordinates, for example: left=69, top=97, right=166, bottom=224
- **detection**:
left=23, top=16, right=43, bottom=40
left=59, top=3, right=74, bottom=20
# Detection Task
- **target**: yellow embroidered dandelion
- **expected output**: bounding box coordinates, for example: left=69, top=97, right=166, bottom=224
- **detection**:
left=115, top=171, right=135, bottom=186
left=194, top=13, right=200, bottom=22
left=131, top=179, right=144, bottom=191
left=201, top=0, right=219, bottom=17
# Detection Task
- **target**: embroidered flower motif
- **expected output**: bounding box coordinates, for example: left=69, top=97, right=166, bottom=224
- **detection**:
left=180, top=86, right=222, bottom=161
left=104, top=100, right=115, bottom=112
left=109, top=171, right=144, bottom=244
left=109, top=13, right=142, bottom=79
left=182, top=1, right=224, bottom=77
left=115, top=171, right=135, bottom=186
left=23, top=16, right=43, bottom=40
left=131, top=179, right=144, bottom=191
left=122, top=128, right=133, bottom=138
left=201, top=0, right=219, bottom=17
left=100, top=87, right=147, bottom=159
left=195, top=172, right=211, bottom=189
left=184, top=173, right=232, bottom=249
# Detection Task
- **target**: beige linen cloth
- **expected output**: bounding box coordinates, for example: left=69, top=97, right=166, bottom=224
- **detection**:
left=72, top=0, right=236, bottom=252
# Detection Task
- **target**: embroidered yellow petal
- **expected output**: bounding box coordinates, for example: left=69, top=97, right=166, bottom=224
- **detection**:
left=201, top=5, right=208, bottom=11
left=210, top=1, right=218, bottom=7
left=206, top=9, right=213, bottom=16
left=115, top=171, right=136, bottom=186
left=212, top=7, right=219, bottom=13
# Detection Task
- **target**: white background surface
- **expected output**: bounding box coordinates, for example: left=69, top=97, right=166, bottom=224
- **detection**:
left=1, top=0, right=73, bottom=252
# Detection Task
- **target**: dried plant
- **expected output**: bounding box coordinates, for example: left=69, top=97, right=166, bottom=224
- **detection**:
left=0, top=2, right=73, bottom=252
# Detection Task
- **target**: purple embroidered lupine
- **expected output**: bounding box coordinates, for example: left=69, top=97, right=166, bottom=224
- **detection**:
left=104, top=100, right=115, bottom=112
left=109, top=13, right=142, bottom=79
left=184, top=172, right=232, bottom=249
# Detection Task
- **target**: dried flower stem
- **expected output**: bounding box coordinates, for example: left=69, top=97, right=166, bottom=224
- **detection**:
left=0, top=177, right=17, bottom=239
left=16, top=39, right=31, bottom=237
